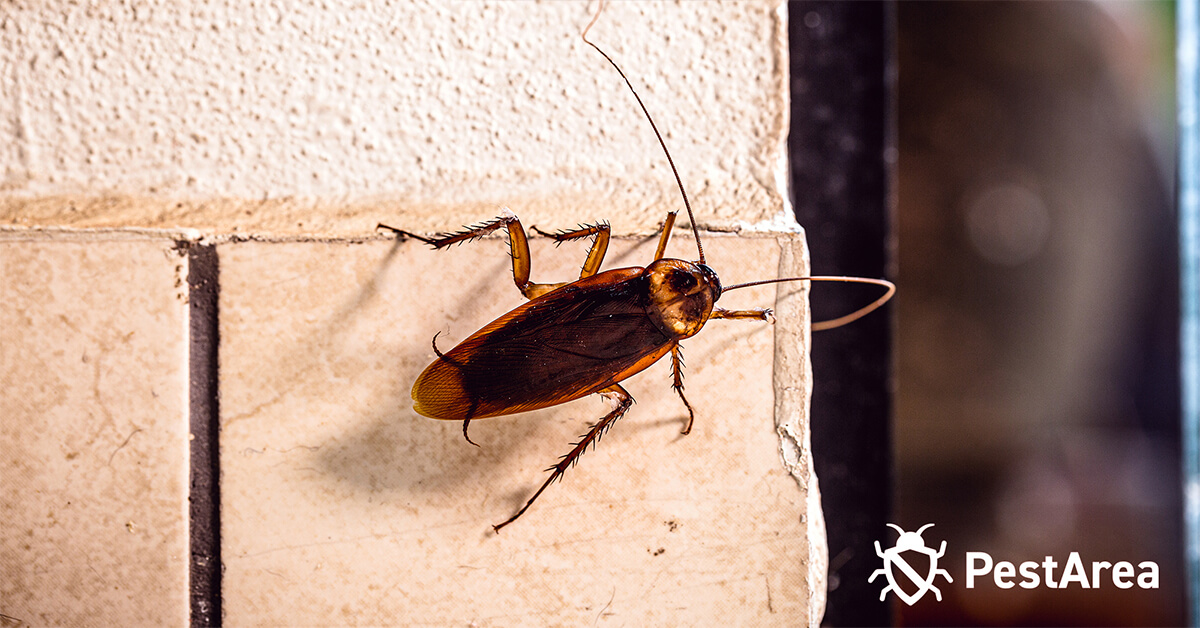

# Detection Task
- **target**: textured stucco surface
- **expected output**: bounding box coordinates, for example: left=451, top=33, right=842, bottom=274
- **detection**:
left=0, top=1, right=788, bottom=236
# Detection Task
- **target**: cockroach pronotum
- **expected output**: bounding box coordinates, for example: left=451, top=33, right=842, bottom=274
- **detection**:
left=379, top=5, right=895, bottom=532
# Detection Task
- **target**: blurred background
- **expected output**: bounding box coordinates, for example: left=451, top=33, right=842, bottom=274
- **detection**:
left=895, top=1, right=1182, bottom=624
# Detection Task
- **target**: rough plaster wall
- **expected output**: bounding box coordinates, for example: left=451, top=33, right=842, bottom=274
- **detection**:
left=0, top=0, right=789, bottom=236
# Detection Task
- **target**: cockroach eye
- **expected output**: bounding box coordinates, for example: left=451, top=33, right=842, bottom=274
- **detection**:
left=668, top=269, right=698, bottom=293
left=698, top=264, right=721, bottom=300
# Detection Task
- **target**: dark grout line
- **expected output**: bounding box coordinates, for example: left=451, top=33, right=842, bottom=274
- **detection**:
left=186, top=242, right=222, bottom=627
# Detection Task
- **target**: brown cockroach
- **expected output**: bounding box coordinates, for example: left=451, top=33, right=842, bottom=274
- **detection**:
left=380, top=5, right=894, bottom=532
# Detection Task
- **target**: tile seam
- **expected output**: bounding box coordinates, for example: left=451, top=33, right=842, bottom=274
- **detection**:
left=186, top=242, right=221, bottom=627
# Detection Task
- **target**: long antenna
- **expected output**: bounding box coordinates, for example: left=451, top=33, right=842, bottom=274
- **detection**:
left=582, top=1, right=705, bottom=264
left=723, top=275, right=896, bottom=331
left=582, top=2, right=894, bottom=332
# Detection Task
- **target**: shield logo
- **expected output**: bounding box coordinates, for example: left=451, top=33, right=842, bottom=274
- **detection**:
left=869, top=523, right=954, bottom=605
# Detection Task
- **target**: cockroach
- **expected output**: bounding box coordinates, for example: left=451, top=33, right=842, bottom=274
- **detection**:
left=379, top=5, right=894, bottom=533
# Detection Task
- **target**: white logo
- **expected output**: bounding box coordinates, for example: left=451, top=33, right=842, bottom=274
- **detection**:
left=869, top=523, right=954, bottom=605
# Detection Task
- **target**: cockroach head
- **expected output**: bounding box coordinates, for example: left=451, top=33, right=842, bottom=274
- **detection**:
left=645, top=259, right=721, bottom=340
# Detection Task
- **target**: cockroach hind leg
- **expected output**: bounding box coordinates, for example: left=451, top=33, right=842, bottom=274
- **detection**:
left=413, top=213, right=521, bottom=250
left=376, top=223, right=437, bottom=245
left=492, top=384, right=633, bottom=533
left=529, top=225, right=561, bottom=243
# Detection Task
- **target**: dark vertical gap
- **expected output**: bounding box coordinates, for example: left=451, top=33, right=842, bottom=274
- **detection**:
left=186, top=243, right=221, bottom=627
left=789, top=1, right=894, bottom=625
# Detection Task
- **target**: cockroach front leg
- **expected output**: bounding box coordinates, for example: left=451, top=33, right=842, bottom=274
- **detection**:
left=652, top=211, right=678, bottom=261
left=531, top=220, right=611, bottom=280
left=670, top=346, right=697, bottom=435
left=666, top=308, right=774, bottom=436
left=378, top=210, right=561, bottom=301
left=493, top=384, right=633, bottom=533
left=709, top=307, right=776, bottom=324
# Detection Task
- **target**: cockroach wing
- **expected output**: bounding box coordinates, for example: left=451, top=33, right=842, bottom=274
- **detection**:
left=411, top=267, right=675, bottom=421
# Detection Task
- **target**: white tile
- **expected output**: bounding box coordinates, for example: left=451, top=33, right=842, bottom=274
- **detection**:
left=0, top=237, right=190, bottom=627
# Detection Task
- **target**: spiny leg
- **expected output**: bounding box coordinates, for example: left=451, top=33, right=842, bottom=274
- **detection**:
left=532, top=220, right=611, bottom=280
left=493, top=384, right=633, bottom=533
left=708, top=306, right=776, bottom=324
left=376, top=223, right=438, bottom=245
left=378, top=211, right=559, bottom=300
left=378, top=212, right=520, bottom=249
left=680, top=308, right=773, bottom=436
left=670, top=346, right=697, bottom=435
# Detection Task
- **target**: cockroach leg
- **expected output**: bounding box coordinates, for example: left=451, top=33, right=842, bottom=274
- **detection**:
left=709, top=307, right=776, bottom=324
left=399, top=213, right=520, bottom=249
left=405, top=210, right=590, bottom=301
left=652, top=211, right=678, bottom=261
left=376, top=223, right=437, bottom=245
left=669, top=346, right=697, bottom=435
left=531, top=220, right=611, bottom=279
left=493, top=384, right=633, bottom=533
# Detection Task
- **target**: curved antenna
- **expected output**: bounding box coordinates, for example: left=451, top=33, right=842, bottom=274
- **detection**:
left=915, top=523, right=935, bottom=536
left=723, top=276, right=896, bottom=331
left=581, top=1, right=705, bottom=264
left=887, top=523, right=905, bottom=536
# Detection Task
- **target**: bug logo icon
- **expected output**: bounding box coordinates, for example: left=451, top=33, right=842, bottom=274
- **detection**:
left=869, top=523, right=953, bottom=605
